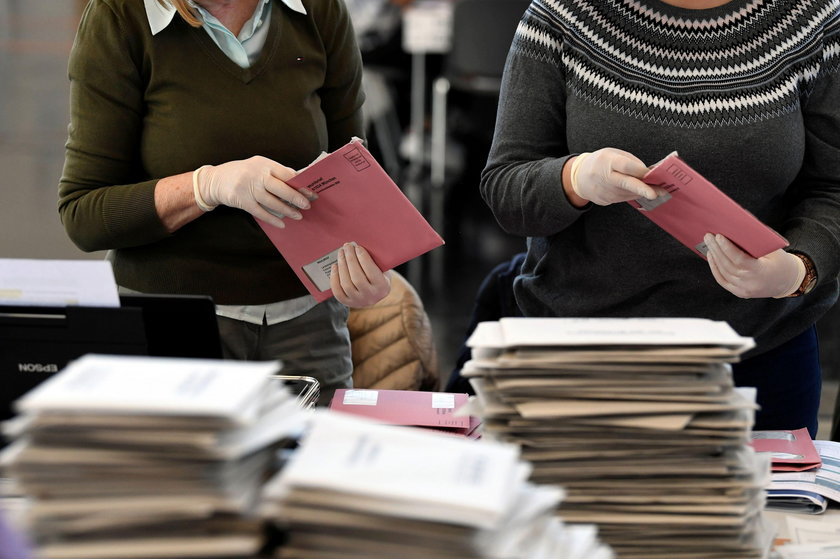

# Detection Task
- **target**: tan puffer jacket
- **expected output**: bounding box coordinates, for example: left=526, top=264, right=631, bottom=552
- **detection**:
left=347, top=271, right=440, bottom=391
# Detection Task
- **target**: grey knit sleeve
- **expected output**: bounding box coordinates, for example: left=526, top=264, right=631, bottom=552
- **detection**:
left=781, top=16, right=840, bottom=289
left=480, top=10, right=586, bottom=238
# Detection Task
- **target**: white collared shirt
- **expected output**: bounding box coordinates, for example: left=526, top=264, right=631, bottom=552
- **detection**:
left=141, top=0, right=320, bottom=325
left=144, top=0, right=307, bottom=68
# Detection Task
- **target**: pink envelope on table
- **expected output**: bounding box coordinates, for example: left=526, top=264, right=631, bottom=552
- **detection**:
left=329, top=389, right=471, bottom=433
left=628, top=152, right=788, bottom=259
left=751, top=427, right=822, bottom=472
left=256, top=139, right=444, bottom=302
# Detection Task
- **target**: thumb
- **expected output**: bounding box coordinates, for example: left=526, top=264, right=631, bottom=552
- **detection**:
left=614, top=174, right=659, bottom=200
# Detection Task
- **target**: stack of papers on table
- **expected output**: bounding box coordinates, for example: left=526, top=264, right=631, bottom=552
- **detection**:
left=0, top=354, right=310, bottom=559
left=261, top=411, right=613, bottom=559
left=764, top=439, right=840, bottom=514
left=465, top=317, right=774, bottom=559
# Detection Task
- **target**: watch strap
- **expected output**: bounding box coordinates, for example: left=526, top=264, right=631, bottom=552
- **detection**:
left=788, top=252, right=817, bottom=297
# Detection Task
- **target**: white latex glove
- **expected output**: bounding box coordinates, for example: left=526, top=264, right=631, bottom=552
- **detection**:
left=570, top=148, right=660, bottom=206
left=193, top=156, right=317, bottom=228
left=330, top=243, right=391, bottom=308
left=704, top=233, right=805, bottom=299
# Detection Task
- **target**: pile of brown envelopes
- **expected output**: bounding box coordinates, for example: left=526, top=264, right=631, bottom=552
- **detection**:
left=464, top=317, right=775, bottom=559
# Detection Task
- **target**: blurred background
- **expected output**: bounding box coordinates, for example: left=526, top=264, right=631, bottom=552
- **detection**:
left=1, top=0, right=837, bottom=436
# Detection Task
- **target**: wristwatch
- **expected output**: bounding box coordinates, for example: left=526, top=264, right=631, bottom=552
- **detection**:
left=788, top=252, right=817, bottom=297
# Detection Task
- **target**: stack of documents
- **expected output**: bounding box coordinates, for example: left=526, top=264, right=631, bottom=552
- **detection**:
left=261, top=411, right=613, bottom=558
left=464, top=317, right=774, bottom=559
left=0, top=354, right=309, bottom=559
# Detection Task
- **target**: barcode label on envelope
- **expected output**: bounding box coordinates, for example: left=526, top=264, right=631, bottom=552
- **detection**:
left=343, top=390, right=379, bottom=406
left=432, top=393, right=456, bottom=409
left=301, top=247, right=341, bottom=292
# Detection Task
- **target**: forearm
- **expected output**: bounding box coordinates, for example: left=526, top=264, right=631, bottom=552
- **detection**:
left=481, top=48, right=589, bottom=236
left=154, top=171, right=204, bottom=233
left=562, top=155, right=588, bottom=208
left=60, top=3, right=168, bottom=252
left=58, top=176, right=170, bottom=252
left=782, top=65, right=840, bottom=287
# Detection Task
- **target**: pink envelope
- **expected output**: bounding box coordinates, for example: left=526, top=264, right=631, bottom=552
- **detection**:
left=256, top=139, right=444, bottom=302
left=751, top=427, right=822, bottom=472
left=629, top=152, right=788, bottom=259
left=329, top=389, right=472, bottom=433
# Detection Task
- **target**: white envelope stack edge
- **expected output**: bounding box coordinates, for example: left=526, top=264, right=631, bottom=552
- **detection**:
left=0, top=354, right=307, bottom=559
left=261, top=410, right=613, bottom=559
left=464, top=317, right=775, bottom=559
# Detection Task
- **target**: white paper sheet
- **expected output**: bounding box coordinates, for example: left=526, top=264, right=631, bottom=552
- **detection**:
left=0, top=258, right=120, bottom=307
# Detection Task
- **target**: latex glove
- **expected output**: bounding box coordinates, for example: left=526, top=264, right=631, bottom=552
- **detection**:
left=569, top=148, right=660, bottom=206
left=330, top=243, right=391, bottom=308
left=193, top=156, right=317, bottom=229
left=704, top=233, right=805, bottom=299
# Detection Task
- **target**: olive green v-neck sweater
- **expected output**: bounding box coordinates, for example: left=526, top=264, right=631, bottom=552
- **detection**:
left=58, top=0, right=365, bottom=305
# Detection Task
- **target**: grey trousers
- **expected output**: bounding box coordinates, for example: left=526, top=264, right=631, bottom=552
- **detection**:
left=216, top=298, right=353, bottom=406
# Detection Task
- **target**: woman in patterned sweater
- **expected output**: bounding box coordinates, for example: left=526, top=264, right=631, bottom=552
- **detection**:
left=481, top=0, right=840, bottom=436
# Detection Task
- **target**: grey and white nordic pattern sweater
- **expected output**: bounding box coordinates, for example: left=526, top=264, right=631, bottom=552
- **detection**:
left=480, top=0, right=840, bottom=355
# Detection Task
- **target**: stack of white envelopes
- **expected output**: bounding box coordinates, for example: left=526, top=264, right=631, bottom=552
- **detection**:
left=0, top=354, right=308, bottom=559
left=261, top=411, right=613, bottom=559
left=464, top=317, right=774, bottom=559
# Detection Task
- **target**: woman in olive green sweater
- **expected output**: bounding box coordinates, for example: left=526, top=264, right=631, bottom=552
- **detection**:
left=58, top=0, right=390, bottom=403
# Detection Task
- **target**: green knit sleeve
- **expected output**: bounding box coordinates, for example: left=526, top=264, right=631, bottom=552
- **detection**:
left=58, top=0, right=168, bottom=253
left=312, top=0, right=366, bottom=152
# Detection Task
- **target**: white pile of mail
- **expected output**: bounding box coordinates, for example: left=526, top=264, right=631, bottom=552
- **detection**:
left=0, top=354, right=308, bottom=559
left=261, top=410, right=613, bottom=559
left=464, top=317, right=775, bottom=559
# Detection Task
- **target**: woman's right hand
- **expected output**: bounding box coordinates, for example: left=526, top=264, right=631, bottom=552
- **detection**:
left=566, top=148, right=660, bottom=206
left=193, top=156, right=317, bottom=228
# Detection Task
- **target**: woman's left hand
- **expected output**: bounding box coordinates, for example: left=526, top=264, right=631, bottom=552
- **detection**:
left=705, top=234, right=803, bottom=299
left=330, top=243, right=391, bottom=307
